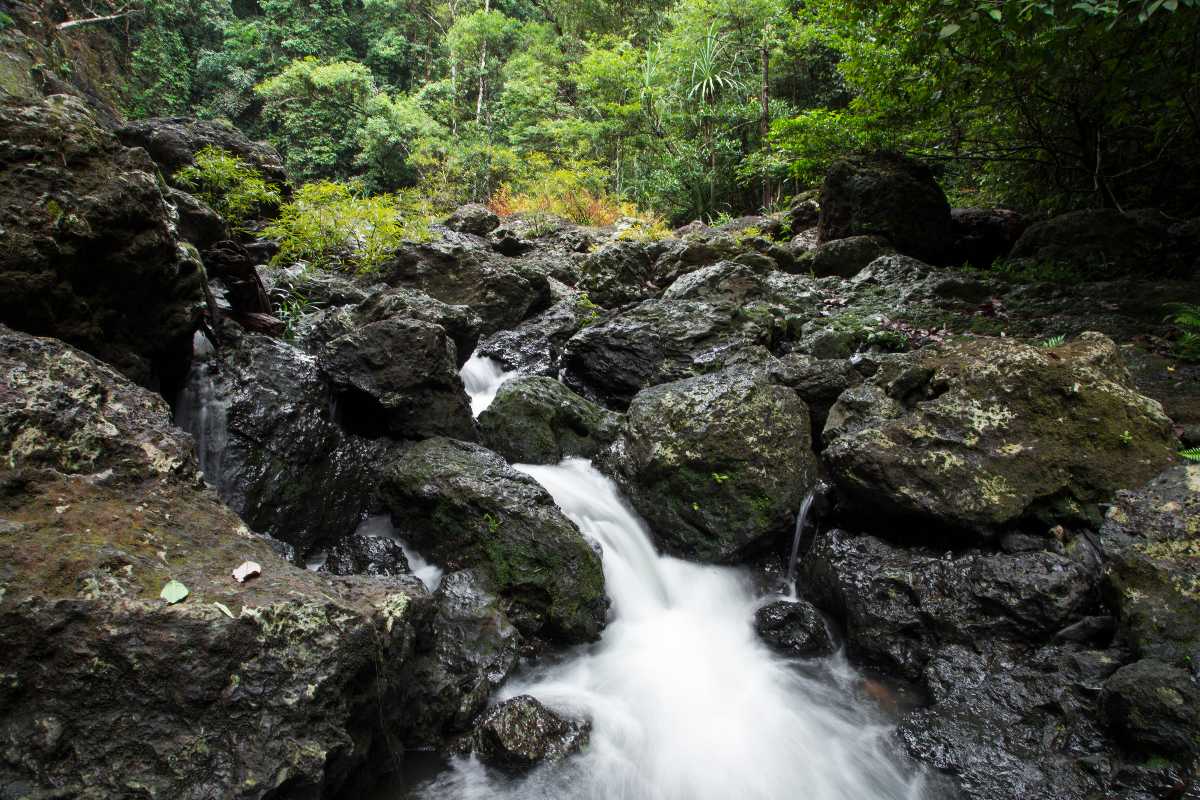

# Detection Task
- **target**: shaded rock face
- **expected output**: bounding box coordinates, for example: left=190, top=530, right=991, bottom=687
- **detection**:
left=817, top=153, right=953, bottom=265
left=606, top=368, right=817, bottom=563
left=400, top=570, right=520, bottom=746
left=801, top=528, right=1102, bottom=681
left=1101, top=464, right=1200, bottom=671
left=949, top=207, right=1026, bottom=268
left=166, top=186, right=230, bottom=250
left=175, top=327, right=396, bottom=557
left=660, top=261, right=766, bottom=305
left=465, top=695, right=591, bottom=772
left=353, top=287, right=483, bottom=369
left=1101, top=659, right=1200, bottom=759
left=478, top=376, right=621, bottom=464
left=380, top=438, right=607, bottom=643
left=1008, top=208, right=1173, bottom=277
left=577, top=240, right=659, bottom=306
left=767, top=353, right=863, bottom=441
left=444, top=203, right=501, bottom=236
left=476, top=297, right=592, bottom=377
left=320, top=533, right=411, bottom=577
left=794, top=235, right=895, bottom=278
left=0, top=324, right=428, bottom=799
left=0, top=95, right=204, bottom=389
left=320, top=317, right=475, bottom=440
left=117, top=116, right=289, bottom=189
left=753, top=599, right=834, bottom=658
left=823, top=332, right=1177, bottom=539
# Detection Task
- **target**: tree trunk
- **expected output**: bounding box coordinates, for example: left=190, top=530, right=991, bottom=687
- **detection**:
left=476, top=0, right=490, bottom=122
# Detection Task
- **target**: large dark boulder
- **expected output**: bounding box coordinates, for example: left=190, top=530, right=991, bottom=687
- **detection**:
left=380, top=438, right=607, bottom=643
left=753, top=599, right=834, bottom=658
left=660, top=261, right=766, bottom=305
left=0, top=95, right=204, bottom=388
left=793, top=235, right=895, bottom=278
left=117, top=116, right=289, bottom=188
left=0, top=324, right=430, bottom=798
left=464, top=695, right=590, bottom=773
left=1101, top=659, right=1200, bottom=759
left=319, top=534, right=411, bottom=577
left=606, top=368, right=817, bottom=562
left=444, top=203, right=500, bottom=236
left=822, top=333, right=1177, bottom=539
left=478, top=376, right=621, bottom=465
left=319, top=317, right=475, bottom=440
left=476, top=297, right=594, bottom=377
left=801, top=528, right=1102, bottom=681
left=1008, top=209, right=1172, bottom=277
left=352, top=287, right=482, bottom=369
left=949, top=207, right=1026, bottom=268
left=578, top=240, right=660, bottom=306
left=817, top=153, right=953, bottom=265
left=1100, top=464, right=1200, bottom=671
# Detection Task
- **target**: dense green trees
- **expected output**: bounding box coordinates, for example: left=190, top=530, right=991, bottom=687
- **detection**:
left=108, top=0, right=1198, bottom=222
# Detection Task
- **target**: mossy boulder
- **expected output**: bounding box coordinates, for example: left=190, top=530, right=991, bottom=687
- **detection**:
left=1008, top=208, right=1173, bottom=277
left=823, top=332, right=1177, bottom=539
left=1101, top=659, right=1200, bottom=759
left=380, top=438, right=607, bottom=643
left=1100, top=464, right=1200, bottom=670
left=478, top=376, right=621, bottom=464
left=0, top=324, right=430, bottom=798
left=606, top=368, right=817, bottom=562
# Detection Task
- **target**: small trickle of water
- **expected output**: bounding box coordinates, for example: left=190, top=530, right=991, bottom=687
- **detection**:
left=356, top=514, right=444, bottom=591
left=785, top=490, right=817, bottom=588
left=460, top=352, right=514, bottom=417
left=403, top=459, right=926, bottom=800
left=174, top=332, right=229, bottom=490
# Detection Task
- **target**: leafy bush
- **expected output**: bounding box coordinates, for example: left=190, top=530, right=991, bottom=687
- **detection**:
left=174, top=146, right=281, bottom=228
left=263, top=181, right=432, bottom=274
left=1164, top=303, right=1200, bottom=362
left=490, top=166, right=663, bottom=229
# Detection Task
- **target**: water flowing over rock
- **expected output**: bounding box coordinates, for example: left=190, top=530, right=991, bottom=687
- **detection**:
left=606, top=368, right=818, bottom=562
left=379, top=438, right=607, bottom=643
left=0, top=324, right=429, bottom=798
left=479, top=376, right=621, bottom=464
left=464, top=695, right=591, bottom=772
left=0, top=95, right=204, bottom=389
left=822, top=332, right=1177, bottom=539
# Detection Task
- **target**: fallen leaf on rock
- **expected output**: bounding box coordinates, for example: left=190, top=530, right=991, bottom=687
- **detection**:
left=232, top=561, right=262, bottom=583
left=160, top=580, right=189, bottom=604
left=213, top=602, right=235, bottom=618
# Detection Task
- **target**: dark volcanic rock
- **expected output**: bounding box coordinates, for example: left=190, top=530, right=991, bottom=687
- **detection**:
left=801, top=528, right=1102, bottom=680
left=754, top=599, right=834, bottom=658
left=380, top=438, right=607, bottom=643
left=117, top=116, right=289, bottom=188
left=1101, top=659, right=1200, bottom=759
left=466, top=695, right=591, bottom=772
left=1009, top=208, right=1173, bottom=276
left=445, top=203, right=500, bottom=236
left=949, top=207, right=1026, bottom=268
left=0, top=323, right=428, bottom=799
left=0, top=95, right=204, bottom=388
left=817, top=153, right=953, bottom=265
left=476, top=297, right=593, bottom=376
left=166, top=186, right=230, bottom=250
left=1100, top=464, right=1200, bottom=671
left=822, top=332, right=1177, bottom=539
left=478, top=376, right=621, bottom=464
left=319, top=317, right=475, bottom=440
left=607, top=368, right=817, bottom=562
left=578, top=240, right=659, bottom=306
left=320, top=533, right=411, bottom=577
left=350, top=286, right=482, bottom=368
left=660, top=261, right=766, bottom=304
left=794, top=235, right=896, bottom=278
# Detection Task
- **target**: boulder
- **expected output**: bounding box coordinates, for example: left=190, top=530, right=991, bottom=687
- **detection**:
left=478, top=376, right=621, bottom=465
left=606, top=368, right=817, bottom=562
left=1101, top=659, right=1200, bottom=759
left=822, top=332, right=1177, bottom=538
left=767, top=353, right=863, bottom=440
left=793, top=235, right=895, bottom=278
left=817, top=153, right=952, bottom=265
left=400, top=570, right=520, bottom=745
left=352, top=287, right=482, bottom=368
left=1008, top=209, right=1170, bottom=277
left=753, top=599, right=834, bottom=658
left=1100, top=464, right=1200, bottom=671
left=319, top=317, right=475, bottom=440
left=380, top=438, right=607, bottom=643
left=949, top=207, right=1026, bottom=268
left=465, top=695, right=591, bottom=772
left=319, top=534, right=411, bottom=577
left=0, top=95, right=204, bottom=389
left=801, top=528, right=1102, bottom=681
left=578, top=240, right=660, bottom=306
left=444, top=203, right=500, bottom=236
left=117, top=116, right=289, bottom=189
left=476, top=297, right=594, bottom=377
left=0, top=323, right=428, bottom=798
left=660, top=261, right=766, bottom=304
left=166, top=187, right=230, bottom=250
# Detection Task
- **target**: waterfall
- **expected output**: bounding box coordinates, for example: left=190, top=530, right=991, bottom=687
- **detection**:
left=459, top=352, right=514, bottom=417
left=174, top=332, right=229, bottom=491
left=785, top=490, right=817, bottom=587
left=356, top=513, right=444, bottom=591
left=405, top=459, right=926, bottom=800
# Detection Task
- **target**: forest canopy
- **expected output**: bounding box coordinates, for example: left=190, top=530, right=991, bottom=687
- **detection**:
left=53, top=0, right=1200, bottom=223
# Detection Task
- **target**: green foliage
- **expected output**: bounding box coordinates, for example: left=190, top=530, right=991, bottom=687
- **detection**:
left=272, top=288, right=319, bottom=341
left=1040, top=334, right=1067, bottom=348
left=1119, top=430, right=1134, bottom=447
left=1180, top=447, right=1200, bottom=463
left=575, top=293, right=602, bottom=326
left=262, top=181, right=432, bottom=274
left=174, top=146, right=281, bottom=227
left=1164, top=303, right=1200, bottom=361
left=483, top=513, right=502, bottom=534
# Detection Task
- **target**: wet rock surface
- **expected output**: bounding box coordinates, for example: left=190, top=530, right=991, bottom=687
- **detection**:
left=319, top=533, right=412, bottom=577
left=754, top=599, right=834, bottom=658
left=476, top=297, right=593, bottom=376
left=465, top=695, right=591, bottom=772
left=479, top=376, right=621, bottom=464
left=607, top=368, right=817, bottom=562
left=117, top=116, right=289, bottom=189
left=380, top=438, right=607, bottom=643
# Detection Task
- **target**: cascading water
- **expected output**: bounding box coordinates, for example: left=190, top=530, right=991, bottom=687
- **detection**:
left=174, top=331, right=229, bottom=491
left=404, top=459, right=927, bottom=800
left=459, top=352, right=514, bottom=417
left=355, top=513, right=444, bottom=591
left=785, top=490, right=817, bottom=588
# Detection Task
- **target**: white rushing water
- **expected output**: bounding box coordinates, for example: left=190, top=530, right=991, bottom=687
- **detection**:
left=410, top=459, right=926, bottom=800
left=356, top=514, right=444, bottom=591
left=459, top=352, right=515, bottom=417
left=174, top=332, right=229, bottom=490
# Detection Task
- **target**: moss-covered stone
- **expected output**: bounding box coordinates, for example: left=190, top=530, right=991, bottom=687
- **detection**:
left=478, top=376, right=621, bottom=464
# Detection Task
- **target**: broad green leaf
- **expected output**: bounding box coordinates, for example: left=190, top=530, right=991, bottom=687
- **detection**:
left=939, top=23, right=961, bottom=37
left=161, top=580, right=189, bottom=605
left=988, top=8, right=1003, bottom=21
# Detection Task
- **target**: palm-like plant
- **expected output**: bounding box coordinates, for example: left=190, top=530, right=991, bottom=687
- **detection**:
left=687, top=23, right=743, bottom=105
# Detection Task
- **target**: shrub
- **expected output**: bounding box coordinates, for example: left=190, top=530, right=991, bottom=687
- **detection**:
left=262, top=180, right=432, bottom=274
left=1164, top=303, right=1200, bottom=362
left=174, top=146, right=281, bottom=228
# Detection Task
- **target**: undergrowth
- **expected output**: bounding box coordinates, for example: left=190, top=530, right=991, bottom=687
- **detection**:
left=1164, top=304, right=1200, bottom=362
left=174, top=146, right=281, bottom=228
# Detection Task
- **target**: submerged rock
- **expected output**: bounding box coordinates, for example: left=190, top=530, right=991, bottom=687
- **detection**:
left=823, top=332, right=1177, bottom=539
left=0, top=324, right=427, bottom=798
left=478, top=376, right=621, bottom=464
left=466, top=695, right=591, bottom=772
left=607, top=368, right=817, bottom=562
left=380, top=438, right=607, bottom=643
left=754, top=599, right=835, bottom=658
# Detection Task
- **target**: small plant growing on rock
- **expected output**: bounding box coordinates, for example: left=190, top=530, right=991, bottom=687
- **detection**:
left=1119, top=430, right=1134, bottom=447
left=575, top=293, right=602, bottom=326
left=1040, top=334, right=1067, bottom=348
left=711, top=472, right=730, bottom=484
left=483, top=513, right=501, bottom=534
left=1180, top=447, right=1200, bottom=463
left=175, top=146, right=281, bottom=229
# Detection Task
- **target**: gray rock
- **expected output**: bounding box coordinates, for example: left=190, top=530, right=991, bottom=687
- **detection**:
left=445, top=203, right=500, bottom=236
left=117, top=116, right=289, bottom=188
left=794, top=235, right=895, bottom=278
left=479, top=376, right=621, bottom=465
left=466, top=695, right=591, bottom=772
left=477, top=297, right=594, bottom=376
left=1101, top=658, right=1200, bottom=759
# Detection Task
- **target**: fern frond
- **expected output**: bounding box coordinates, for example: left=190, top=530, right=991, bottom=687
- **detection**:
left=1040, top=334, right=1066, bottom=348
left=1180, top=447, right=1200, bottom=463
